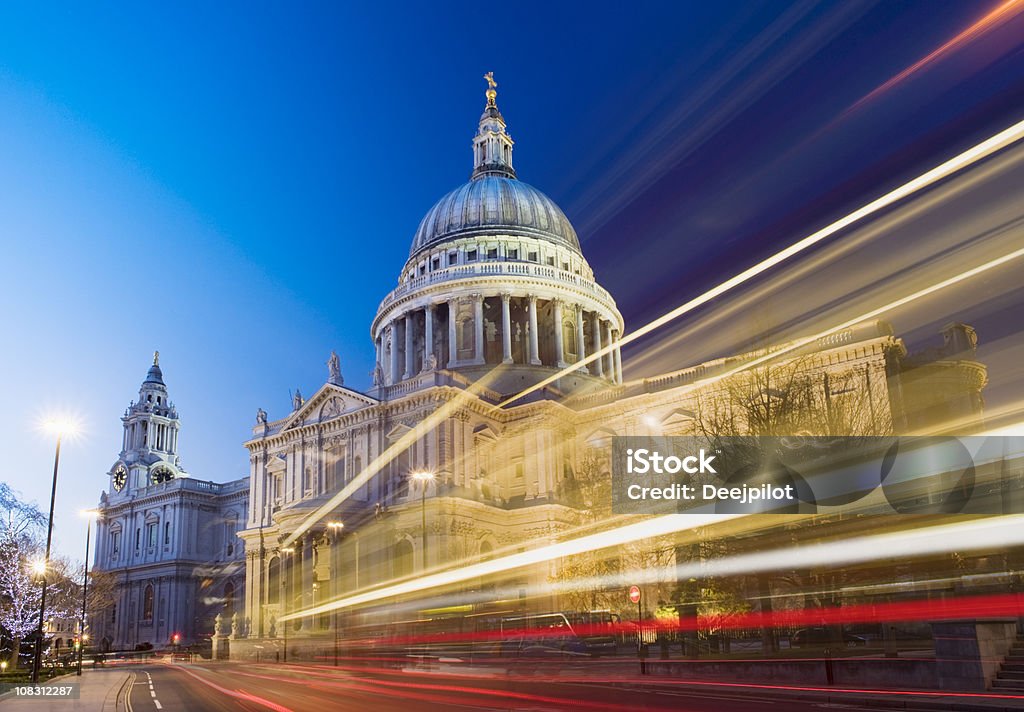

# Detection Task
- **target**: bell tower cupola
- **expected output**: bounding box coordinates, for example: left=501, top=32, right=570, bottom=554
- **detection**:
left=119, top=351, right=181, bottom=466
left=472, top=72, right=516, bottom=180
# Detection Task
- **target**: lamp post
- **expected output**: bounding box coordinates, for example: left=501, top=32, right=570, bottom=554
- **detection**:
left=410, top=471, right=435, bottom=570
left=32, top=418, right=77, bottom=684
left=77, top=510, right=99, bottom=676
left=327, top=522, right=344, bottom=667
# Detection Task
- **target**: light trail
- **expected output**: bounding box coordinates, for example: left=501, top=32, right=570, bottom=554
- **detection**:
left=284, top=241, right=1024, bottom=619
left=846, top=0, right=1024, bottom=114
left=499, top=116, right=1024, bottom=407
left=280, top=512, right=740, bottom=620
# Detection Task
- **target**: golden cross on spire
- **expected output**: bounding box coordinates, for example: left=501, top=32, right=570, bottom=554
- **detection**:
left=484, top=71, right=497, bottom=90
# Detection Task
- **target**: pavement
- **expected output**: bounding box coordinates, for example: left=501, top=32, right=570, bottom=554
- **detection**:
left=0, top=668, right=131, bottom=711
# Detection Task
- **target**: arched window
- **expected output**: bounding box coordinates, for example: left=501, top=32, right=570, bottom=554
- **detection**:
left=394, top=539, right=414, bottom=578
left=267, top=558, right=281, bottom=605
left=163, top=521, right=171, bottom=546
left=224, top=581, right=235, bottom=616
left=143, top=584, right=154, bottom=621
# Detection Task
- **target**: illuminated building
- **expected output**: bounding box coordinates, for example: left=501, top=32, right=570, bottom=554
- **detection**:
left=90, top=355, right=248, bottom=652
left=229, top=79, right=986, bottom=660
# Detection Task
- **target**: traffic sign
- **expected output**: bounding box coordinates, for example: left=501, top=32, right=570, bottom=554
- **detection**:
left=628, top=585, right=641, bottom=604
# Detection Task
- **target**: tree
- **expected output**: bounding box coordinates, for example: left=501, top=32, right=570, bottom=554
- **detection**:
left=687, top=357, right=889, bottom=654
left=0, top=484, right=75, bottom=669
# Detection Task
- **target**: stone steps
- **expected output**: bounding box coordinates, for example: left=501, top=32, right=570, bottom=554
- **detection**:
left=992, top=634, right=1024, bottom=691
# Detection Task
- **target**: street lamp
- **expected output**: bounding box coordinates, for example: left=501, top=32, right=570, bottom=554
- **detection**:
left=410, top=471, right=435, bottom=569
left=77, top=510, right=99, bottom=676
left=326, top=522, right=344, bottom=667
left=32, top=417, right=79, bottom=684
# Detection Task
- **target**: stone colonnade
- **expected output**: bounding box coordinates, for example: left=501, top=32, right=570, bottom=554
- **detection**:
left=376, top=293, right=623, bottom=385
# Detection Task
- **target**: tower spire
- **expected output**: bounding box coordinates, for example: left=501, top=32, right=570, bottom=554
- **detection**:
left=472, top=72, right=516, bottom=180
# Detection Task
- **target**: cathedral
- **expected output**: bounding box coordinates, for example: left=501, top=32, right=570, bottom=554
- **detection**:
left=87, top=78, right=987, bottom=659
left=90, top=355, right=248, bottom=652
left=226, top=78, right=987, bottom=660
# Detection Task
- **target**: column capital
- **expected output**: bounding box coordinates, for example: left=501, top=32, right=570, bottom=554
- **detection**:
left=471, top=292, right=484, bottom=303
left=500, top=292, right=512, bottom=303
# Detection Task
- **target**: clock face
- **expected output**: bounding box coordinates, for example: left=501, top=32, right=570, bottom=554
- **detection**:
left=151, top=466, right=175, bottom=485
left=113, top=465, right=128, bottom=492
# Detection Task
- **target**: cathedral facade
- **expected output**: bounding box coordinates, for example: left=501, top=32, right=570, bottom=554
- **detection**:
left=231, top=81, right=988, bottom=660
left=91, top=356, right=248, bottom=652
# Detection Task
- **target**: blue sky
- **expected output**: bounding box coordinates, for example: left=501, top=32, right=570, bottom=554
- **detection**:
left=2, top=1, right=1022, bottom=561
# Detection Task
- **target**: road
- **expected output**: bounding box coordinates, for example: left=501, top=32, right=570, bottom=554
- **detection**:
left=119, top=660, right=902, bottom=711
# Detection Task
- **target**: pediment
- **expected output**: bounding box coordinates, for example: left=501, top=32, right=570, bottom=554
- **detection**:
left=584, top=426, right=618, bottom=448
left=282, top=383, right=378, bottom=430
left=386, top=423, right=412, bottom=441
left=661, top=408, right=695, bottom=427
left=473, top=423, right=499, bottom=442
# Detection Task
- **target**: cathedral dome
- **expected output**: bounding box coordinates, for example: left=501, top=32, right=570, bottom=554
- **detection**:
left=410, top=176, right=581, bottom=258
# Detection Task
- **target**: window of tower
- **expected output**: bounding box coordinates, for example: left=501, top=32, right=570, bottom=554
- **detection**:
left=143, top=585, right=154, bottom=621
left=467, top=249, right=477, bottom=262
left=431, top=257, right=440, bottom=271
left=546, top=256, right=555, bottom=266
left=487, top=248, right=497, bottom=259
left=267, top=558, right=281, bottom=604
left=224, top=581, right=235, bottom=615
left=164, top=522, right=171, bottom=546
left=394, top=539, right=413, bottom=577
left=528, top=251, right=538, bottom=262
left=146, top=522, right=157, bottom=548
left=448, top=250, right=458, bottom=266
left=135, top=528, right=140, bottom=551
left=508, top=248, right=518, bottom=260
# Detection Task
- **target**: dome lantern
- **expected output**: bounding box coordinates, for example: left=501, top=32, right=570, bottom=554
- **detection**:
left=472, top=72, right=516, bottom=181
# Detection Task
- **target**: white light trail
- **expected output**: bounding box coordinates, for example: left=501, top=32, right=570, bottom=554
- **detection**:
left=500, top=116, right=1024, bottom=407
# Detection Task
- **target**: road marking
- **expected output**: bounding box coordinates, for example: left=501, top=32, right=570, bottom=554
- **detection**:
left=125, top=673, right=136, bottom=712
left=154, top=702, right=163, bottom=710
left=150, top=690, right=156, bottom=697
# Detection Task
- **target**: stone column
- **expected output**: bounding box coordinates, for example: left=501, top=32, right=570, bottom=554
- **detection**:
left=612, top=329, right=623, bottom=384
left=500, top=293, right=513, bottom=364
left=279, top=551, right=289, bottom=627
left=403, top=312, right=415, bottom=379
left=602, top=321, right=613, bottom=380
left=472, top=293, right=485, bottom=365
left=592, top=313, right=604, bottom=377
left=300, top=534, right=314, bottom=632
left=389, top=323, right=401, bottom=385
left=527, top=295, right=541, bottom=365
left=575, top=305, right=587, bottom=372
left=375, top=336, right=382, bottom=374
left=423, top=304, right=434, bottom=370
left=448, top=298, right=458, bottom=367
left=552, top=299, right=566, bottom=368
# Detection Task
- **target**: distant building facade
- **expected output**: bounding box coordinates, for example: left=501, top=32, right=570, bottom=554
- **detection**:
left=230, top=82, right=987, bottom=660
left=90, top=355, right=248, bottom=652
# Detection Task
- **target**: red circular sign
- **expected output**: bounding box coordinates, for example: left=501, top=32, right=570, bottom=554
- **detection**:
left=628, top=585, right=641, bottom=604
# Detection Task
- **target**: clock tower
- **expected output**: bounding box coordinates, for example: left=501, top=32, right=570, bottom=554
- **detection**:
left=109, top=351, right=184, bottom=494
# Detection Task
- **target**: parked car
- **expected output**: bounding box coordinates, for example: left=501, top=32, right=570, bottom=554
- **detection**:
left=790, top=627, right=867, bottom=648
